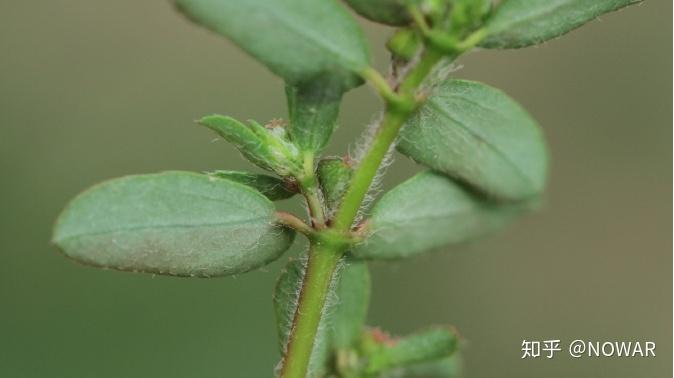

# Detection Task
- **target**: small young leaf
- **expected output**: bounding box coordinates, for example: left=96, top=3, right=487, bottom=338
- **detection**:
left=199, top=115, right=302, bottom=177
left=175, top=0, right=371, bottom=90
left=387, top=28, right=422, bottom=62
left=274, top=257, right=370, bottom=374
left=352, top=171, right=531, bottom=260
left=317, top=157, right=354, bottom=212
left=481, top=0, right=642, bottom=49
left=53, top=172, right=295, bottom=277
left=343, top=0, right=412, bottom=26
left=286, top=76, right=343, bottom=154
left=363, top=326, right=459, bottom=374
left=449, top=0, right=492, bottom=35
left=208, top=170, right=297, bottom=201
left=398, top=80, right=548, bottom=201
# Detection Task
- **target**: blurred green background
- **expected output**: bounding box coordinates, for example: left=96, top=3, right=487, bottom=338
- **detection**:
left=0, top=1, right=670, bottom=377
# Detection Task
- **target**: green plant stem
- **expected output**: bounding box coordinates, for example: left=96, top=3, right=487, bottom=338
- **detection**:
left=280, top=242, right=345, bottom=378
left=331, top=109, right=406, bottom=231
left=399, top=47, right=443, bottom=93
left=282, top=48, right=446, bottom=378
left=304, top=186, right=325, bottom=227
left=299, top=152, right=326, bottom=228
left=333, top=49, right=443, bottom=231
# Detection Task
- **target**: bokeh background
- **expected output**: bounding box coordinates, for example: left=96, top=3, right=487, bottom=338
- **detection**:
left=1, top=1, right=670, bottom=377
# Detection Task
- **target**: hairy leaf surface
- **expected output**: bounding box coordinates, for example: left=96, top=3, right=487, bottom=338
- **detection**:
left=481, top=0, right=641, bottom=48
left=176, top=0, right=371, bottom=90
left=353, top=171, right=529, bottom=260
left=53, top=171, right=294, bottom=277
left=398, top=80, right=547, bottom=201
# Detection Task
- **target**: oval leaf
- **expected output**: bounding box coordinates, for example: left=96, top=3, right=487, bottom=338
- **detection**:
left=208, top=170, right=297, bottom=200
left=53, top=171, right=295, bottom=277
left=176, top=0, right=371, bottom=90
left=481, top=0, right=642, bottom=49
left=398, top=80, right=548, bottom=201
left=352, top=171, right=530, bottom=260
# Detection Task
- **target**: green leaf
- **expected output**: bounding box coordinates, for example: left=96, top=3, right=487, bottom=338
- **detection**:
left=208, top=170, right=297, bottom=201
left=286, top=76, right=343, bottom=154
left=273, top=258, right=301, bottom=353
left=317, top=157, right=354, bottom=212
left=343, top=0, right=411, bottom=26
left=175, top=0, right=371, bottom=90
left=449, top=0, right=492, bottom=35
left=199, top=115, right=302, bottom=177
left=481, top=0, right=642, bottom=49
left=398, top=79, right=548, bottom=201
left=352, top=171, right=530, bottom=260
left=274, top=257, right=370, bottom=375
left=331, top=259, right=370, bottom=349
left=386, top=28, right=422, bottom=62
left=363, top=326, right=459, bottom=374
left=52, top=171, right=295, bottom=277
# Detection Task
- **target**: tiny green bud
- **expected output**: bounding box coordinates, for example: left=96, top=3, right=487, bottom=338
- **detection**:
left=449, top=0, right=492, bottom=34
left=386, top=28, right=421, bottom=62
left=199, top=115, right=302, bottom=177
left=317, top=157, right=354, bottom=212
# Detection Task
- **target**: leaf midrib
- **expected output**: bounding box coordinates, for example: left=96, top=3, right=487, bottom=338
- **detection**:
left=56, top=218, right=270, bottom=242
left=426, top=100, right=536, bottom=189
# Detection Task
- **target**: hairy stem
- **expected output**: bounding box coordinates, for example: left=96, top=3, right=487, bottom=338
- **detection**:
left=299, top=153, right=327, bottom=228
left=333, top=49, right=443, bottom=231
left=331, top=108, right=406, bottom=231
left=281, top=243, right=345, bottom=378
left=282, top=48, right=446, bottom=378
left=275, top=211, right=314, bottom=237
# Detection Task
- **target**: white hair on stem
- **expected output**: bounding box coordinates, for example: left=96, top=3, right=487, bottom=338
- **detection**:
left=346, top=112, right=397, bottom=225
left=274, top=254, right=346, bottom=378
